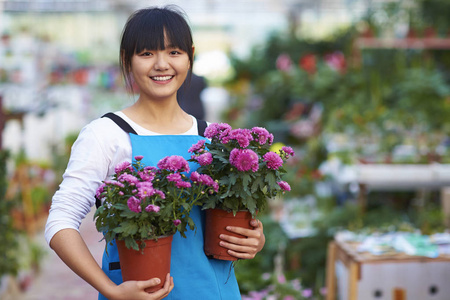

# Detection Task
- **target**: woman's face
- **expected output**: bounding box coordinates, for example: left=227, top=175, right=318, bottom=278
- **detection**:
left=130, top=43, right=192, bottom=102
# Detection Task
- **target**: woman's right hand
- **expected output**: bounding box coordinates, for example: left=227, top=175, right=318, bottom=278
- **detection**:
left=109, top=273, right=174, bottom=300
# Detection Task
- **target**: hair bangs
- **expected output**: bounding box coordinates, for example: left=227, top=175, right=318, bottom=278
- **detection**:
left=133, top=11, right=192, bottom=54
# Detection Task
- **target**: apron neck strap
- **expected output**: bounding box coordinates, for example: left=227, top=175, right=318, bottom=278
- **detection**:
left=102, top=112, right=138, bottom=135
left=102, top=112, right=207, bottom=137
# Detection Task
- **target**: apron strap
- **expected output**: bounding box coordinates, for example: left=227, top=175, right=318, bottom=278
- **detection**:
left=197, top=119, right=207, bottom=137
left=102, top=112, right=138, bottom=135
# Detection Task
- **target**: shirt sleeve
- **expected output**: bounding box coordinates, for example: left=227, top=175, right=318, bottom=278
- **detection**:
left=44, top=122, right=124, bottom=244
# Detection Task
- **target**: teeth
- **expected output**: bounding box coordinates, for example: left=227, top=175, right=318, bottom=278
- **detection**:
left=152, top=76, right=173, bottom=81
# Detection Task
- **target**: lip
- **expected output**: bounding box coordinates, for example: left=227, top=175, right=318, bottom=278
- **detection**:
left=149, top=75, right=175, bottom=84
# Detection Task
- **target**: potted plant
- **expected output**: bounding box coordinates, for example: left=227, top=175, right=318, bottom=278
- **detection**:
left=188, top=123, right=295, bottom=260
left=94, top=155, right=216, bottom=290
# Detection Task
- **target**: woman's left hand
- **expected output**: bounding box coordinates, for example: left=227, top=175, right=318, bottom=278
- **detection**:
left=219, top=219, right=265, bottom=260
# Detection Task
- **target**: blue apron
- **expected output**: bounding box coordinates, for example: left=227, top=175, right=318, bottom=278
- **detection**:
left=98, top=114, right=240, bottom=300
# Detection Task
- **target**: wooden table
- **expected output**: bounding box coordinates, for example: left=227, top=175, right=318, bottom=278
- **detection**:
left=326, top=238, right=450, bottom=300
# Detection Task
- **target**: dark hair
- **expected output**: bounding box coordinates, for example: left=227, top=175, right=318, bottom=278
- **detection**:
left=120, top=6, right=194, bottom=93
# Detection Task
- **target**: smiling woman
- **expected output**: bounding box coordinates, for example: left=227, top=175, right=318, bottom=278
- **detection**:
left=45, top=5, right=265, bottom=300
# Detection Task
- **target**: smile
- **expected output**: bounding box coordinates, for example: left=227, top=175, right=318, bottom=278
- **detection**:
left=150, top=76, right=174, bottom=81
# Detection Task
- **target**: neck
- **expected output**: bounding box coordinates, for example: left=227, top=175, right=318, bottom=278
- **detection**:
left=122, top=96, right=192, bottom=134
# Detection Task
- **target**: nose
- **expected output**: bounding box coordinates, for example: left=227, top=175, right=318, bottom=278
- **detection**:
left=154, top=53, right=169, bottom=71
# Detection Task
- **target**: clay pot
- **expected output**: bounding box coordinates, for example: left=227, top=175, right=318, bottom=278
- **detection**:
left=116, top=235, right=173, bottom=292
left=204, top=208, right=253, bottom=261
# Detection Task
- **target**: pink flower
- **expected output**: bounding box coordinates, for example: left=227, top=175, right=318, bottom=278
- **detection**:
left=302, top=289, right=312, bottom=298
left=173, top=219, right=181, bottom=226
left=145, top=204, right=160, bottom=213
left=95, top=183, right=105, bottom=199
left=251, top=127, right=272, bottom=145
left=176, top=181, right=192, bottom=189
left=157, top=156, right=190, bottom=172
left=190, top=171, right=201, bottom=182
left=138, top=170, right=155, bottom=181
left=136, top=181, right=155, bottom=199
left=114, top=161, right=133, bottom=174
left=325, top=51, right=346, bottom=73
left=127, top=196, right=141, bottom=213
left=196, top=152, right=213, bottom=166
left=276, top=53, right=293, bottom=72
left=134, top=155, right=144, bottom=161
left=188, top=140, right=206, bottom=153
left=104, top=180, right=125, bottom=188
left=204, top=123, right=232, bottom=140
left=263, top=152, right=283, bottom=170
left=277, top=181, right=291, bottom=192
left=281, top=146, right=295, bottom=157
left=155, top=190, right=166, bottom=199
left=224, top=129, right=253, bottom=148
left=118, top=173, right=139, bottom=185
left=167, top=173, right=182, bottom=182
left=230, top=148, right=259, bottom=172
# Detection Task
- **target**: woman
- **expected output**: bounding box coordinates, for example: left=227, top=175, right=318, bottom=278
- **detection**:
left=45, top=6, right=265, bottom=300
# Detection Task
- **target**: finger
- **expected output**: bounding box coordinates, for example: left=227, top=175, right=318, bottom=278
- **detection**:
left=222, top=227, right=262, bottom=241
left=220, top=238, right=258, bottom=252
left=227, top=249, right=256, bottom=260
left=142, top=274, right=171, bottom=297
left=140, top=277, right=161, bottom=289
left=250, top=219, right=262, bottom=228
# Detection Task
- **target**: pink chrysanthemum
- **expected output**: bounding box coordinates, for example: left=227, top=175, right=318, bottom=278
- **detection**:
left=277, top=181, right=291, bottom=192
left=127, top=196, right=141, bottom=213
left=190, top=171, right=201, bottom=182
left=155, top=190, right=166, bottom=199
left=199, top=174, right=219, bottom=192
left=167, top=173, right=182, bottom=182
left=114, top=161, right=133, bottom=174
left=104, top=180, right=125, bottom=188
left=136, top=181, right=155, bottom=199
left=204, top=123, right=232, bottom=140
left=118, top=173, right=139, bottom=185
left=173, top=219, right=181, bottom=226
left=157, top=156, right=190, bottom=172
left=252, top=127, right=271, bottom=145
left=188, top=140, right=206, bottom=153
left=281, top=146, right=295, bottom=157
left=176, top=181, right=192, bottom=189
left=223, top=129, right=253, bottom=148
left=145, top=204, right=160, bottom=213
left=263, top=152, right=283, bottom=170
left=196, top=152, right=213, bottom=166
left=138, top=170, right=155, bottom=182
left=134, top=155, right=144, bottom=161
left=230, top=149, right=259, bottom=172
left=95, top=183, right=105, bottom=199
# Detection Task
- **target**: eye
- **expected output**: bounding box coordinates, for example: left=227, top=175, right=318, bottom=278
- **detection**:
left=170, top=49, right=183, bottom=55
left=139, top=51, right=152, bottom=56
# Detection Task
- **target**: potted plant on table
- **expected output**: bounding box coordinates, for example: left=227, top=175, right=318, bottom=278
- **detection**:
left=94, top=155, right=217, bottom=291
left=188, top=123, right=295, bottom=261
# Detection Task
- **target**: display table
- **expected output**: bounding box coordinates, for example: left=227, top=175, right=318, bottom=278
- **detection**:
left=354, top=164, right=450, bottom=226
left=325, top=238, right=450, bottom=300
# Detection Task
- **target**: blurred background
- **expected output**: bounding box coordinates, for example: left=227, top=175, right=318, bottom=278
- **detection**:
left=1, top=0, right=449, bottom=299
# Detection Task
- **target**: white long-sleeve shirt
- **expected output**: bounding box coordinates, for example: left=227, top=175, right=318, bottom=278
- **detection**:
left=45, top=112, right=200, bottom=244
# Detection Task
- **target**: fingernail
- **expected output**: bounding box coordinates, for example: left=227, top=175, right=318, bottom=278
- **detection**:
left=219, top=234, right=224, bottom=239
left=155, top=278, right=161, bottom=284
left=226, top=226, right=231, bottom=230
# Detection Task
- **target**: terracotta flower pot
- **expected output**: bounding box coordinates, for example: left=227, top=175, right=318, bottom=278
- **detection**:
left=204, top=208, right=254, bottom=261
left=116, top=235, right=173, bottom=292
